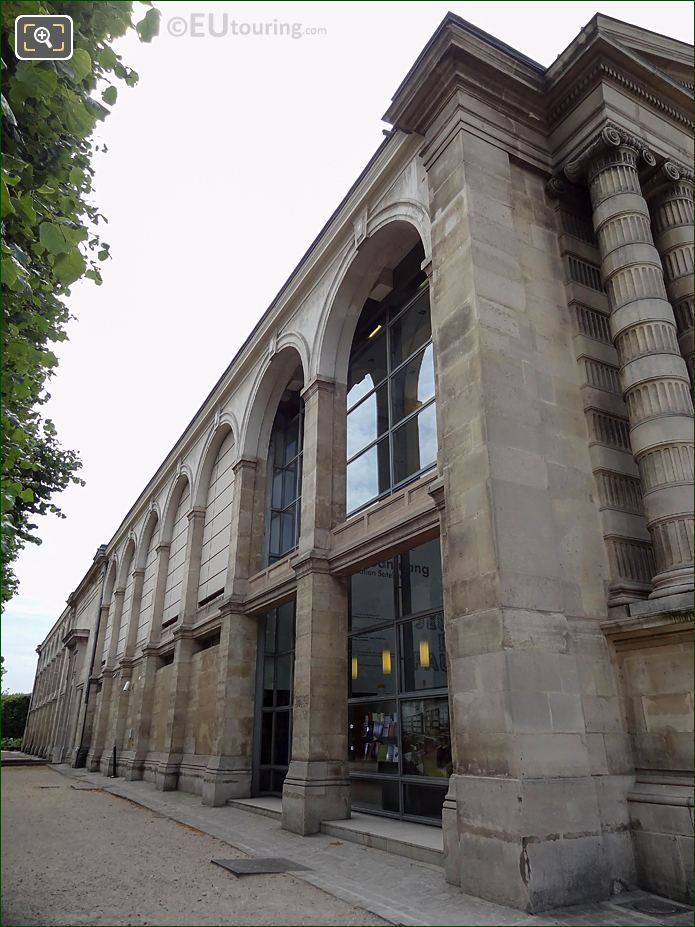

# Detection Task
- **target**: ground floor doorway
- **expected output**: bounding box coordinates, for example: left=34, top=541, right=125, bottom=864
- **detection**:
left=347, top=538, right=452, bottom=824
left=252, top=601, right=295, bottom=796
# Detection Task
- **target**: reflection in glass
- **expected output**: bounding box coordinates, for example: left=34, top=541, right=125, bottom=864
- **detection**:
left=347, top=386, right=389, bottom=458
left=346, top=439, right=390, bottom=513
left=349, top=561, right=396, bottom=632
left=392, top=402, right=437, bottom=485
left=400, top=615, right=447, bottom=692
left=400, top=697, right=452, bottom=778
left=348, top=700, right=398, bottom=775
left=349, top=628, right=397, bottom=698
left=347, top=331, right=388, bottom=409
left=400, top=539, right=444, bottom=615
left=390, top=290, right=431, bottom=368
left=346, top=272, right=436, bottom=516
left=390, top=345, right=435, bottom=427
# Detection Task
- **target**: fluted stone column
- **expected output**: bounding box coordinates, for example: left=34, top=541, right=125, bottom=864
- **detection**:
left=567, top=126, right=694, bottom=599
left=282, top=376, right=350, bottom=835
left=645, top=162, right=694, bottom=383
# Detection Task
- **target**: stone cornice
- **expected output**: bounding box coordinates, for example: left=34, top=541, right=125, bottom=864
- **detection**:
left=563, top=123, right=657, bottom=183
left=62, top=628, right=90, bottom=650
left=548, top=59, right=693, bottom=132
left=601, top=608, right=692, bottom=642
left=383, top=15, right=546, bottom=150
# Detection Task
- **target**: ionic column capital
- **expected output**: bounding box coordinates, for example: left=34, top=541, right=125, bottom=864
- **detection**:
left=642, top=160, right=695, bottom=202
left=564, top=123, right=656, bottom=184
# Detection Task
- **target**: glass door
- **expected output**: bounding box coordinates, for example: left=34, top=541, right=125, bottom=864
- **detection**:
left=253, top=601, right=295, bottom=795
left=347, top=538, right=452, bottom=824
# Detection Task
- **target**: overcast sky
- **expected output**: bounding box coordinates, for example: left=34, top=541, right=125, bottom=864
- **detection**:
left=2, top=1, right=692, bottom=693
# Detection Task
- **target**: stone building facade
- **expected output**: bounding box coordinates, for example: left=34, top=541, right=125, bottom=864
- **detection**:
left=23, top=13, right=693, bottom=913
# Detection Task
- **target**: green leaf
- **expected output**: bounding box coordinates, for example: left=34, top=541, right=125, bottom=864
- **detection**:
left=14, top=62, right=58, bottom=99
left=136, top=8, right=161, bottom=42
left=101, top=85, right=118, bottom=106
left=53, top=249, right=86, bottom=285
left=71, top=49, right=93, bottom=83
left=39, top=223, right=71, bottom=255
left=1, top=179, right=15, bottom=218
left=19, top=489, right=35, bottom=503
left=96, top=46, right=118, bottom=70
left=15, top=195, right=37, bottom=223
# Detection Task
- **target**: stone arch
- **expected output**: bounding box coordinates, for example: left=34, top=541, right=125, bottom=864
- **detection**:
left=193, top=414, right=238, bottom=509
left=103, top=558, right=118, bottom=606
left=314, top=216, right=426, bottom=384
left=240, top=344, right=307, bottom=462
left=136, top=507, right=160, bottom=570
left=116, top=537, right=136, bottom=589
left=161, top=470, right=193, bottom=544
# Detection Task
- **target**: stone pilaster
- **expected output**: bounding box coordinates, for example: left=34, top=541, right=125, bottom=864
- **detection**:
left=422, top=122, right=635, bottom=911
left=644, top=162, right=694, bottom=383
left=202, top=459, right=258, bottom=806
left=282, top=376, right=350, bottom=835
left=201, top=603, right=257, bottom=805
left=124, top=543, right=170, bottom=780
left=569, top=126, right=694, bottom=599
left=87, top=589, right=125, bottom=771
left=282, top=555, right=350, bottom=835
left=155, top=509, right=205, bottom=790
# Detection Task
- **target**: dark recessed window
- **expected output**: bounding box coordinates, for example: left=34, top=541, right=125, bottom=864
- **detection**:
left=265, top=385, right=304, bottom=565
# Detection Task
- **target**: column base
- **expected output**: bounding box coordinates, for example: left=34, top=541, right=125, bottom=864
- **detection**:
left=201, top=757, right=252, bottom=807
left=85, top=750, right=102, bottom=773
left=281, top=760, right=351, bottom=835
left=648, top=565, right=693, bottom=600
left=123, top=756, right=146, bottom=781
left=155, top=754, right=181, bottom=791
left=443, top=773, right=633, bottom=912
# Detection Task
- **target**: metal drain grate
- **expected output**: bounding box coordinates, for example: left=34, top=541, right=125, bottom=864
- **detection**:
left=211, top=857, right=310, bottom=876
left=618, top=898, right=693, bottom=916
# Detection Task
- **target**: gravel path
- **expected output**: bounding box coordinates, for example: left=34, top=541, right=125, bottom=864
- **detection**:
left=1, top=766, right=386, bottom=926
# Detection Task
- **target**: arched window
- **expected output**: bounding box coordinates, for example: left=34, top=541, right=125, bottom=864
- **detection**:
left=265, top=372, right=304, bottom=565
left=346, top=246, right=437, bottom=514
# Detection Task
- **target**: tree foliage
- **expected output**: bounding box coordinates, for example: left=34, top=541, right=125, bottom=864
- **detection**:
left=1, top=2, right=159, bottom=606
left=1, top=691, right=31, bottom=738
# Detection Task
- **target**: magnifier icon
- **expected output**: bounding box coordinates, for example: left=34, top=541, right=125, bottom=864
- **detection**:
left=33, top=26, right=53, bottom=48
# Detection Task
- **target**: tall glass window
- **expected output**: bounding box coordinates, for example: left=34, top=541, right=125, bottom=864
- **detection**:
left=346, top=263, right=437, bottom=515
left=347, top=538, right=451, bottom=824
left=265, top=391, right=304, bottom=564
left=254, top=601, right=296, bottom=796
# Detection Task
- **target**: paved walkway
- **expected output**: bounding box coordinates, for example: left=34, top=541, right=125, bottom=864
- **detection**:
left=49, top=763, right=693, bottom=927
left=1, top=750, right=46, bottom=766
